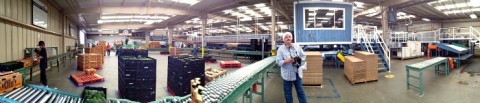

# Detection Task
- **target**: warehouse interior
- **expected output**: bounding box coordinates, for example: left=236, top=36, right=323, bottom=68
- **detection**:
left=0, top=0, right=480, bottom=103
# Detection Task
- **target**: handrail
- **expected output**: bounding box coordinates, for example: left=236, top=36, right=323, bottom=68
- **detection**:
left=357, top=25, right=374, bottom=53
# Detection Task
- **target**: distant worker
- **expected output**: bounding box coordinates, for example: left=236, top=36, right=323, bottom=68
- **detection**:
left=275, top=32, right=307, bottom=103
left=36, top=41, right=49, bottom=86
left=107, top=43, right=111, bottom=56
left=192, top=43, right=198, bottom=57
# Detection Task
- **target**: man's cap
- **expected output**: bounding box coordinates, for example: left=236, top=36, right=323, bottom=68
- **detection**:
left=38, top=41, right=45, bottom=46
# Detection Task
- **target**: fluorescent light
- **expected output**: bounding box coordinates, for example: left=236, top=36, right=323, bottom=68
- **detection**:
left=238, top=6, right=248, bottom=10
left=353, top=1, right=364, bottom=7
left=254, top=3, right=266, bottom=7
left=144, top=21, right=154, bottom=24
left=422, top=18, right=430, bottom=21
left=174, top=0, right=199, bottom=5
left=97, top=20, right=103, bottom=24
left=470, top=14, right=478, bottom=19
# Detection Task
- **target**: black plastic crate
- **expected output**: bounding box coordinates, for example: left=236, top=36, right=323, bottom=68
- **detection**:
left=118, top=49, right=148, bottom=57
left=0, top=61, right=24, bottom=71
left=119, top=88, right=155, bottom=102
left=167, top=55, right=205, bottom=96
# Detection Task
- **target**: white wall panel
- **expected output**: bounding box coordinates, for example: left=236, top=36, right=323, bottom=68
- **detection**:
left=0, top=23, right=5, bottom=63
left=0, top=0, right=4, bottom=16
left=6, top=24, right=12, bottom=61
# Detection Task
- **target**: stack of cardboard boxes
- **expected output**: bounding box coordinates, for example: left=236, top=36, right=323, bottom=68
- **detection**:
left=344, top=56, right=366, bottom=84
left=149, top=42, right=161, bottom=48
left=98, top=41, right=107, bottom=64
left=77, top=53, right=102, bottom=71
left=169, top=47, right=181, bottom=56
left=354, top=51, right=378, bottom=81
left=303, top=52, right=323, bottom=85
left=17, top=58, right=40, bottom=68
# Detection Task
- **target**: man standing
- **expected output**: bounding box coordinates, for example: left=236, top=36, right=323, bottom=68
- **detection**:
left=192, top=43, right=198, bottom=57
left=275, top=32, right=307, bottom=103
left=37, top=41, right=48, bottom=86
left=107, top=43, right=111, bottom=56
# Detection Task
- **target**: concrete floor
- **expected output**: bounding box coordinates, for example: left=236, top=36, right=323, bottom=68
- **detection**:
left=28, top=51, right=480, bottom=103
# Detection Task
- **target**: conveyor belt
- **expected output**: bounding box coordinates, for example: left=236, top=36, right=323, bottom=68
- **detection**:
left=0, top=85, right=82, bottom=103
left=435, top=43, right=468, bottom=54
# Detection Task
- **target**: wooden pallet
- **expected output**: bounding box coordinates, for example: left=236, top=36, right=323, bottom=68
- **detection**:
left=70, top=73, right=105, bottom=86
left=345, top=75, right=377, bottom=85
left=220, top=61, right=242, bottom=68
left=77, top=66, right=102, bottom=71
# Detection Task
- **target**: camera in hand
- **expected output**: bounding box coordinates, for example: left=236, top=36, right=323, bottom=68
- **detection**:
left=292, top=56, right=302, bottom=68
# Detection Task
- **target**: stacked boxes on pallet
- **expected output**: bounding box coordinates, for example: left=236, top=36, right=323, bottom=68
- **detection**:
left=168, top=55, right=205, bottom=96
left=344, top=56, right=366, bottom=84
left=303, top=52, right=323, bottom=85
left=149, top=42, right=161, bottom=48
left=98, top=41, right=107, bottom=64
left=169, top=47, right=181, bottom=56
left=354, top=51, right=378, bottom=81
left=118, top=56, right=156, bottom=102
left=77, top=53, right=102, bottom=71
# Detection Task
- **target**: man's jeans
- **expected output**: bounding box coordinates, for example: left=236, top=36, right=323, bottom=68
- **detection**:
left=283, top=73, right=307, bottom=103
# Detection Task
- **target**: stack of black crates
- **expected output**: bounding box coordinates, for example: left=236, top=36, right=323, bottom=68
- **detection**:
left=117, top=50, right=155, bottom=102
left=167, top=55, right=205, bottom=96
left=118, top=49, right=148, bottom=57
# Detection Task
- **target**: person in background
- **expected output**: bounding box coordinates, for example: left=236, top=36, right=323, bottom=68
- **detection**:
left=192, top=43, right=198, bottom=57
left=107, top=43, right=111, bottom=56
left=37, top=41, right=48, bottom=86
left=275, top=32, right=307, bottom=103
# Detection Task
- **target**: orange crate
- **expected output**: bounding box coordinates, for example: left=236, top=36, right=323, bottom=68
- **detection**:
left=70, top=73, right=105, bottom=86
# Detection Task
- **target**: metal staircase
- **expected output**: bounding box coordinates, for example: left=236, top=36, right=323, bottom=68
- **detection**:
left=355, top=25, right=391, bottom=71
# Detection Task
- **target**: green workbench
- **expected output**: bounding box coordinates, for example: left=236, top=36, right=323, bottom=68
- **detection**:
left=406, top=57, right=449, bottom=96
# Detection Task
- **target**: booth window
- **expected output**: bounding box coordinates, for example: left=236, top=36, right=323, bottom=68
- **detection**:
left=304, top=7, right=344, bottom=30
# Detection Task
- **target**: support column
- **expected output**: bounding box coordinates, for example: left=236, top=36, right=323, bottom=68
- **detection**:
left=382, top=6, right=389, bottom=45
left=168, top=27, right=173, bottom=52
left=271, top=0, right=277, bottom=55
left=201, top=15, right=207, bottom=58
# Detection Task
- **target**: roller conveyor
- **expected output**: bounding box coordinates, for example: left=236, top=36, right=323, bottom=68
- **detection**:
left=154, top=56, right=276, bottom=103
left=3, top=87, right=25, bottom=98
left=30, top=91, right=47, bottom=103
left=0, top=85, right=81, bottom=103
left=38, top=92, right=51, bottom=103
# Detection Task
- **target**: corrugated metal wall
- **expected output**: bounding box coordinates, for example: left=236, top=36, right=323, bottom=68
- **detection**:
left=0, top=0, right=78, bottom=63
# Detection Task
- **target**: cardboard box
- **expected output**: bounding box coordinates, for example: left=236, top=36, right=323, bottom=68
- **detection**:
left=0, top=72, right=22, bottom=93
left=344, top=56, right=366, bottom=84
left=302, top=77, right=323, bottom=85
left=354, top=51, right=378, bottom=81
left=77, top=53, right=102, bottom=71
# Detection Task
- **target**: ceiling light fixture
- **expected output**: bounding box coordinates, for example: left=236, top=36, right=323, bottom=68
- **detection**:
left=422, top=18, right=430, bottom=21
left=470, top=14, right=478, bottom=19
